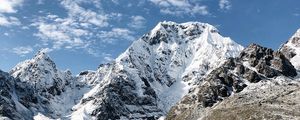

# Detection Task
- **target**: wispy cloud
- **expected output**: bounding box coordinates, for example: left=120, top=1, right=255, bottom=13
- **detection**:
left=97, top=28, right=136, bottom=43
left=0, top=0, right=23, bottom=26
left=31, top=0, right=136, bottom=57
left=32, top=15, right=90, bottom=50
left=12, top=46, right=33, bottom=57
left=103, top=53, right=114, bottom=63
left=149, top=0, right=209, bottom=16
left=293, top=13, right=300, bottom=17
left=128, top=15, right=146, bottom=29
left=0, top=0, right=23, bottom=13
left=219, top=0, right=232, bottom=11
left=0, top=15, right=20, bottom=26
left=32, top=0, right=109, bottom=51
left=61, top=0, right=109, bottom=27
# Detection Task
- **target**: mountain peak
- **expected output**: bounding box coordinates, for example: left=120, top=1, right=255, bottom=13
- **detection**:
left=296, top=28, right=300, bottom=34
left=247, top=43, right=277, bottom=51
left=10, top=49, right=71, bottom=96
left=279, top=28, right=300, bottom=69
left=281, top=28, right=300, bottom=47
left=144, top=21, right=221, bottom=45
left=34, top=49, right=51, bottom=60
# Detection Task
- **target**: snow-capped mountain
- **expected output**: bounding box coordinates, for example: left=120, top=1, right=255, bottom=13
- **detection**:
left=70, top=21, right=244, bottom=119
left=2, top=21, right=300, bottom=120
left=280, top=28, right=300, bottom=70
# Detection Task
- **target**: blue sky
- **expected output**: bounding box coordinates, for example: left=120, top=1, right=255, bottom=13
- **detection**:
left=0, top=0, right=300, bottom=74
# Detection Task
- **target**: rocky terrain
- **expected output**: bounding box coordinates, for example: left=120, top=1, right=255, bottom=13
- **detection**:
left=0, top=21, right=300, bottom=120
left=166, top=30, right=300, bottom=120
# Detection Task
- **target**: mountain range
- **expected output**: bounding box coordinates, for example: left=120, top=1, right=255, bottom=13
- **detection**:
left=1, top=21, right=300, bottom=120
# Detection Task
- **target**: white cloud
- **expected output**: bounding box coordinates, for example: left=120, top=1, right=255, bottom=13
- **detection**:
left=0, top=0, right=23, bottom=13
left=128, top=15, right=146, bottom=29
left=33, top=18, right=89, bottom=50
left=39, top=48, right=53, bottom=53
left=293, top=13, right=300, bottom=17
left=149, top=0, right=209, bottom=16
left=12, top=46, right=33, bottom=56
left=104, top=54, right=114, bottom=62
left=97, top=28, right=135, bottom=43
left=219, top=0, right=231, bottom=10
left=61, top=0, right=109, bottom=27
left=3, top=32, right=9, bottom=36
left=32, top=0, right=135, bottom=58
left=111, top=0, right=119, bottom=4
left=0, top=0, right=22, bottom=27
left=0, top=15, right=20, bottom=26
left=32, top=0, right=109, bottom=51
left=37, top=0, right=45, bottom=5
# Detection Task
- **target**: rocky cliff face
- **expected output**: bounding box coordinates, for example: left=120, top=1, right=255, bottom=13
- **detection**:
left=0, top=70, right=27, bottom=120
left=166, top=44, right=298, bottom=120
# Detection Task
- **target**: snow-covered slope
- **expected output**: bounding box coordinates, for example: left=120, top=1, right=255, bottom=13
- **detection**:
left=280, top=28, right=300, bottom=69
left=70, top=21, right=244, bottom=119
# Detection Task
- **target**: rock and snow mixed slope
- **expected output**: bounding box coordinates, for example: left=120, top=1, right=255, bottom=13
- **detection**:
left=166, top=44, right=299, bottom=120
left=2, top=50, right=93, bottom=119
left=10, top=50, right=72, bottom=96
left=280, top=28, right=300, bottom=69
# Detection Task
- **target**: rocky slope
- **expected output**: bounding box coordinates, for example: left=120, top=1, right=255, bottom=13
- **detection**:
left=199, top=77, right=300, bottom=120
left=166, top=44, right=299, bottom=120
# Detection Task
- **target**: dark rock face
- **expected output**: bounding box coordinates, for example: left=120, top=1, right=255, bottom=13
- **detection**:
left=86, top=74, right=162, bottom=120
left=240, top=44, right=297, bottom=77
left=166, top=44, right=298, bottom=120
left=271, top=52, right=298, bottom=76
left=0, top=70, right=28, bottom=120
left=196, top=65, right=247, bottom=108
